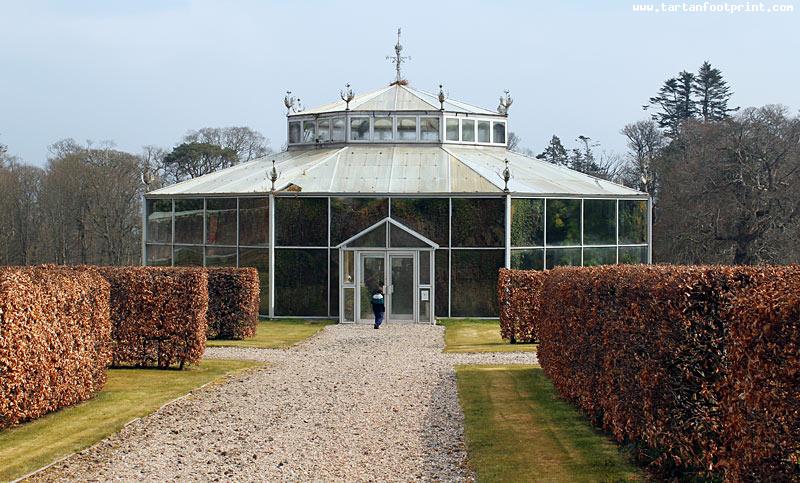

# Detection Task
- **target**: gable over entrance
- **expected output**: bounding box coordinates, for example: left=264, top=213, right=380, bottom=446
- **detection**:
left=338, top=218, right=437, bottom=324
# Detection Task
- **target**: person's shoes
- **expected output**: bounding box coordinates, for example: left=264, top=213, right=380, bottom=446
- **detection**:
left=374, top=324, right=379, bottom=329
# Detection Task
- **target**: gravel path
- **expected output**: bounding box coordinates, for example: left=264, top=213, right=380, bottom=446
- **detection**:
left=34, top=324, right=536, bottom=482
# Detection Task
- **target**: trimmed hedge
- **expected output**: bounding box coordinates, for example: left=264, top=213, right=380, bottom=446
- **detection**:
left=207, top=268, right=259, bottom=340
left=0, top=266, right=111, bottom=428
left=94, top=267, right=208, bottom=369
left=498, top=268, right=544, bottom=343
left=509, top=265, right=800, bottom=480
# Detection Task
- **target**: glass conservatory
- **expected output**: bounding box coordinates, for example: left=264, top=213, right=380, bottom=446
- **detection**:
left=144, top=82, right=650, bottom=323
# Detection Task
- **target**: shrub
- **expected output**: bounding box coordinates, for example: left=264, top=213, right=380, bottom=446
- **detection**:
left=497, top=268, right=544, bottom=343
left=207, top=268, right=259, bottom=340
left=0, top=266, right=111, bottom=428
left=514, top=264, right=800, bottom=480
left=93, top=266, right=208, bottom=369
left=720, top=268, right=800, bottom=480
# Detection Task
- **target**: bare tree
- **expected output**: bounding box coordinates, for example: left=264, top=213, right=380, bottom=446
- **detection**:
left=183, top=126, right=272, bottom=162
left=620, top=120, right=665, bottom=197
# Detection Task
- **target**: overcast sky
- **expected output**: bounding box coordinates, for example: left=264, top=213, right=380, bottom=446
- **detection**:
left=1, top=0, right=798, bottom=165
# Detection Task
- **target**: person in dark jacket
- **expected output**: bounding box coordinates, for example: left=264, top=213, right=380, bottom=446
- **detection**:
left=371, top=282, right=385, bottom=329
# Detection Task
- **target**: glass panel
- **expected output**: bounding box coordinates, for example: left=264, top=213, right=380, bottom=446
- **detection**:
left=390, top=198, right=448, bottom=246
left=419, top=251, right=431, bottom=285
left=446, top=118, right=459, bottom=141
left=452, top=198, right=504, bottom=247
left=493, top=122, right=506, bottom=144
left=239, top=197, right=268, bottom=246
left=347, top=223, right=387, bottom=248
left=546, top=199, right=581, bottom=246
left=461, top=119, right=475, bottom=142
left=173, top=245, right=203, bottom=266
left=511, top=249, right=544, bottom=270
left=174, top=199, right=203, bottom=244
left=435, top=249, right=449, bottom=317
left=146, top=244, right=172, bottom=266
left=511, top=198, right=544, bottom=247
left=360, top=255, right=385, bottom=321
left=146, top=199, right=172, bottom=243
left=583, top=247, right=617, bottom=266
left=205, top=246, right=237, bottom=267
left=343, top=287, right=355, bottom=322
left=330, top=197, right=388, bottom=246
left=619, top=200, right=648, bottom=244
left=545, top=247, right=581, bottom=269
left=397, top=117, right=417, bottom=141
left=343, top=250, right=355, bottom=285
left=419, top=288, right=430, bottom=322
left=477, top=120, right=490, bottom=143
left=390, top=256, right=414, bottom=319
left=274, top=248, right=328, bottom=316
left=318, top=119, right=331, bottom=142
left=206, top=198, right=237, bottom=245
left=332, top=118, right=346, bottom=141
left=450, top=249, right=503, bottom=317
left=389, top=224, right=428, bottom=248
left=350, top=117, right=370, bottom=141
left=374, top=116, right=393, bottom=141
left=583, top=199, right=616, bottom=246
left=329, top=249, right=338, bottom=317
left=302, top=120, right=315, bottom=143
left=275, top=197, right=327, bottom=246
left=420, top=117, right=440, bottom=141
left=619, top=246, right=648, bottom=264
left=288, top=121, right=301, bottom=144
left=239, top=248, right=269, bottom=315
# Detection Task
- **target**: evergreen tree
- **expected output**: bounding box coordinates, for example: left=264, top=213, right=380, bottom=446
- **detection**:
left=568, top=136, right=604, bottom=176
left=694, top=61, right=737, bottom=121
left=647, top=71, right=697, bottom=138
left=535, top=135, right=569, bottom=166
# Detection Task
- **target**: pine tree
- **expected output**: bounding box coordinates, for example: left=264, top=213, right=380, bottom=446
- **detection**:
left=694, top=61, right=737, bottom=121
left=647, top=71, right=696, bottom=138
left=535, top=135, right=569, bottom=166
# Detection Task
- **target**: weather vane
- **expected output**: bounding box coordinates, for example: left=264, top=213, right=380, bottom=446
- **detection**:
left=497, top=90, right=513, bottom=116
left=386, top=28, right=410, bottom=84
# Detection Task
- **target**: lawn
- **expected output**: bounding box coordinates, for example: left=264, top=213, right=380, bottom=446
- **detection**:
left=0, top=359, right=262, bottom=482
left=206, top=319, right=335, bottom=349
left=439, top=318, right=536, bottom=353
left=456, top=365, right=642, bottom=482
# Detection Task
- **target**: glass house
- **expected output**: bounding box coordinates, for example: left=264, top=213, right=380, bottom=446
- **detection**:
left=144, top=82, right=651, bottom=323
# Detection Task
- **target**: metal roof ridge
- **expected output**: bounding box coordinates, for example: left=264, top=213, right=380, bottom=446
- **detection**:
left=147, top=153, right=279, bottom=194
left=409, top=86, right=495, bottom=114
left=277, top=147, right=347, bottom=191
left=399, top=84, right=439, bottom=111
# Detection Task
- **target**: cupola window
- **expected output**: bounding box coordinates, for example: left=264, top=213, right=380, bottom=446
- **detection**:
left=477, top=120, right=491, bottom=143
left=374, top=116, right=393, bottom=141
left=461, top=119, right=475, bottom=142
left=421, top=117, right=440, bottom=141
left=397, top=117, right=417, bottom=141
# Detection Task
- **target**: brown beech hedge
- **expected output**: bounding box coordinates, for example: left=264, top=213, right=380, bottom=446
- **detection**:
left=497, top=268, right=544, bottom=343
left=509, top=264, right=800, bottom=480
left=207, top=268, right=259, bottom=340
left=93, top=267, right=208, bottom=369
left=0, top=266, right=111, bottom=429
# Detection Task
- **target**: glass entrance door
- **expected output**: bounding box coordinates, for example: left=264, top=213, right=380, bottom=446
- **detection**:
left=388, top=253, right=414, bottom=322
left=359, top=253, right=385, bottom=323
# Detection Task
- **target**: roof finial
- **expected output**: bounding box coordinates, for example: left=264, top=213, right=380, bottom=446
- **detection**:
left=498, top=90, right=513, bottom=116
left=438, top=84, right=446, bottom=111
left=284, top=91, right=304, bottom=115
left=502, top=158, right=511, bottom=193
left=269, top=159, right=279, bottom=191
left=386, top=28, right=410, bottom=85
left=340, top=83, right=354, bottom=110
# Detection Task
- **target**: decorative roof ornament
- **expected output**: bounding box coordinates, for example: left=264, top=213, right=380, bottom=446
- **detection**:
left=284, top=91, right=304, bottom=115
left=386, top=28, right=410, bottom=85
left=497, top=90, right=513, bottom=116
left=269, top=159, right=279, bottom=191
left=438, top=84, right=446, bottom=111
left=340, top=83, right=355, bottom=110
left=502, top=158, right=511, bottom=193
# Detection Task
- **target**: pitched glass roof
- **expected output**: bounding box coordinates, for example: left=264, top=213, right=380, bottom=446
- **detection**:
left=148, top=145, right=645, bottom=197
